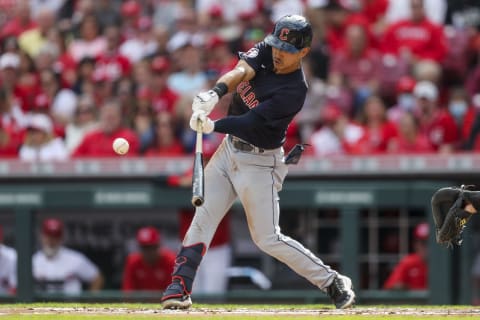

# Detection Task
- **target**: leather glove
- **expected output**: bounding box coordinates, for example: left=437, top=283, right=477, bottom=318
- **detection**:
left=192, top=90, right=219, bottom=116
left=189, top=110, right=214, bottom=134
left=431, top=185, right=476, bottom=247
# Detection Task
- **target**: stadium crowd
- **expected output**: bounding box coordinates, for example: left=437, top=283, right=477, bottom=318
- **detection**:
left=1, top=0, right=480, bottom=160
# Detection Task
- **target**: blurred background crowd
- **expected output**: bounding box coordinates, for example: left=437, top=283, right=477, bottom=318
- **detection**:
left=1, top=0, right=480, bottom=161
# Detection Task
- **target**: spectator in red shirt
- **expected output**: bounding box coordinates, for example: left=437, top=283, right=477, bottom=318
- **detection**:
left=122, top=226, right=176, bottom=292
left=387, top=111, right=434, bottom=154
left=381, top=0, right=447, bottom=64
left=1, top=1, right=37, bottom=39
left=324, top=1, right=378, bottom=53
left=359, top=0, right=389, bottom=35
left=310, top=103, right=365, bottom=156
left=149, top=56, right=179, bottom=114
left=384, top=222, right=429, bottom=290
left=328, top=22, right=381, bottom=115
left=144, top=111, right=185, bottom=157
left=353, top=95, right=398, bottom=154
left=447, top=87, right=475, bottom=146
left=414, top=81, right=459, bottom=153
left=72, top=99, right=139, bottom=157
left=95, top=24, right=132, bottom=82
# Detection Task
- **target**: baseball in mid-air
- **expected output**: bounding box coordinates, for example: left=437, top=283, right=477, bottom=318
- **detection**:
left=113, top=137, right=129, bottom=155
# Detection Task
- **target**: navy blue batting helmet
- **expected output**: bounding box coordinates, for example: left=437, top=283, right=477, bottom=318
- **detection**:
left=264, top=15, right=313, bottom=53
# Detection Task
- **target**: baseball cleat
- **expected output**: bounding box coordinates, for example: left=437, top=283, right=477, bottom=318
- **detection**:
left=161, top=279, right=192, bottom=310
left=162, top=295, right=192, bottom=310
left=327, top=274, right=356, bottom=309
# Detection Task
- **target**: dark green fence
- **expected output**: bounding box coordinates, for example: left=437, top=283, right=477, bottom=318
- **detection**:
left=1, top=178, right=471, bottom=304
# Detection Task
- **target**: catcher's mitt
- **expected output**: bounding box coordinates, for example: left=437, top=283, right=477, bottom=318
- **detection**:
left=431, top=185, right=477, bottom=247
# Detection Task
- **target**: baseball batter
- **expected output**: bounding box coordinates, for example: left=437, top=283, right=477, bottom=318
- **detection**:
left=162, top=15, right=355, bottom=309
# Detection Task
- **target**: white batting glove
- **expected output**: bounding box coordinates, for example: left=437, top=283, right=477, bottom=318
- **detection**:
left=192, top=90, right=219, bottom=116
left=189, top=110, right=214, bottom=134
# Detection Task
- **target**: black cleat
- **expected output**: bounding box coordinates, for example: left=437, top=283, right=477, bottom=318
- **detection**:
left=327, top=274, right=356, bottom=309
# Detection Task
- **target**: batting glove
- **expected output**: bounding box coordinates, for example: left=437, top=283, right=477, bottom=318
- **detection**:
left=192, top=90, right=219, bottom=116
left=189, top=110, right=214, bottom=134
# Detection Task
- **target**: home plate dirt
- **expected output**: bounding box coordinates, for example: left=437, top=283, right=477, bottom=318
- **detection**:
left=2, top=307, right=480, bottom=316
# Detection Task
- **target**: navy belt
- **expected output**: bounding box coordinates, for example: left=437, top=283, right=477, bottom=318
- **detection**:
left=229, top=136, right=265, bottom=153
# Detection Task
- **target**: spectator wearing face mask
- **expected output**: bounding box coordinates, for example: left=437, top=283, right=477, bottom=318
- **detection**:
left=32, top=218, right=104, bottom=295
left=387, top=76, right=417, bottom=125
left=446, top=87, right=475, bottom=147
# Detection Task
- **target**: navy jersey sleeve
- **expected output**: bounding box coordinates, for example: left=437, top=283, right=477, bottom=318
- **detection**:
left=238, top=42, right=271, bottom=73
left=253, top=84, right=307, bottom=122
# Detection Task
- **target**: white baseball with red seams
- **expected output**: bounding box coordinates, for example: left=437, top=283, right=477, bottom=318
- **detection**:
left=113, top=138, right=129, bottom=155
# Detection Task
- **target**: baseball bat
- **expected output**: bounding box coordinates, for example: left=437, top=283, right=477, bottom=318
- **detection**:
left=191, top=120, right=204, bottom=207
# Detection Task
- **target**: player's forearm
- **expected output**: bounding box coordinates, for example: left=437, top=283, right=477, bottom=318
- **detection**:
left=214, top=111, right=264, bottom=135
left=216, top=61, right=255, bottom=93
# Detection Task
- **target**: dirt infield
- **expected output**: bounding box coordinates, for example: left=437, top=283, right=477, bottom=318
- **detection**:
left=2, top=306, right=480, bottom=317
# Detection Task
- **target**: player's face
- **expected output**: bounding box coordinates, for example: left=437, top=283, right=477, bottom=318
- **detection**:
left=41, top=234, right=62, bottom=258
left=272, top=47, right=310, bottom=74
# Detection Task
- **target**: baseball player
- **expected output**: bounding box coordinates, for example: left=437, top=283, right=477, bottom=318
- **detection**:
left=33, top=218, right=104, bottom=295
left=161, top=15, right=355, bottom=309
left=122, top=226, right=176, bottom=291
left=0, top=225, right=16, bottom=294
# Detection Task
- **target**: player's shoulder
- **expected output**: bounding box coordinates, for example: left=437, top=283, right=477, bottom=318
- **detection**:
left=126, top=252, right=143, bottom=264
left=57, top=246, right=90, bottom=262
left=0, top=244, right=16, bottom=260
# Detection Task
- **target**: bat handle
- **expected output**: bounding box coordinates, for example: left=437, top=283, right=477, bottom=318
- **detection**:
left=196, top=119, right=203, bottom=153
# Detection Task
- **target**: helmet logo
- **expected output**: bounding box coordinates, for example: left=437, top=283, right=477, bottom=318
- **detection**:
left=279, top=28, right=290, bottom=41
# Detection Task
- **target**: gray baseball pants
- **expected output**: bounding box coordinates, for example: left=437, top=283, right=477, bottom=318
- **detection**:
left=183, top=135, right=337, bottom=291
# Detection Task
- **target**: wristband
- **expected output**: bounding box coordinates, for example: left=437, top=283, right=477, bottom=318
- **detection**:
left=212, top=82, right=228, bottom=98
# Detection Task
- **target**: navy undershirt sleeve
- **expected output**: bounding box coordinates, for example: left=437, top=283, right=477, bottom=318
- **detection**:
left=214, top=111, right=265, bottom=136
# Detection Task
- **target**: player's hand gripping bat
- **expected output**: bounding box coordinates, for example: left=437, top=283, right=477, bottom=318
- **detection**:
left=191, top=119, right=204, bottom=207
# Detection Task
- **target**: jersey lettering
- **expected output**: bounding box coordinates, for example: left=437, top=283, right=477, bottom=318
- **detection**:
left=245, top=48, right=259, bottom=58
left=236, top=81, right=259, bottom=109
